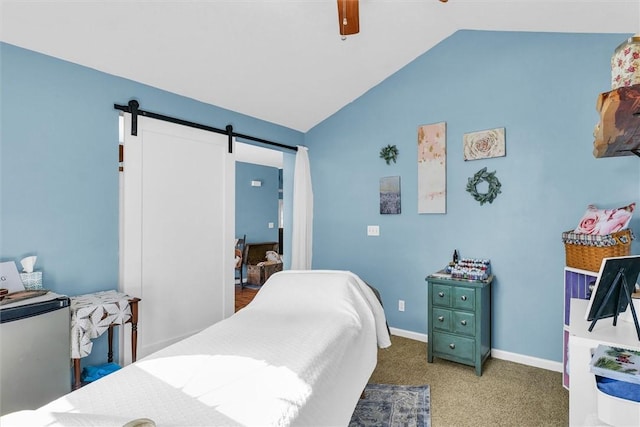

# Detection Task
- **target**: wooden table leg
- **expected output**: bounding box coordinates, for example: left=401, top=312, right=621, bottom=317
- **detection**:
left=108, top=325, right=114, bottom=363
left=73, top=359, right=81, bottom=390
left=129, top=298, right=141, bottom=362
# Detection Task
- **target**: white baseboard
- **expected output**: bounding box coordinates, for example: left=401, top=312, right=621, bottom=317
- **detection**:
left=389, top=327, right=427, bottom=342
left=388, top=327, right=563, bottom=373
left=490, top=348, right=563, bottom=373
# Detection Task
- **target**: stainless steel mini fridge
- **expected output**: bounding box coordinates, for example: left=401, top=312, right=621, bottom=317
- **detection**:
left=0, top=293, right=71, bottom=416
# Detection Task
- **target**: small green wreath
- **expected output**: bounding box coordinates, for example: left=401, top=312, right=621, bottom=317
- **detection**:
left=380, top=144, right=399, bottom=165
left=466, top=167, right=502, bottom=205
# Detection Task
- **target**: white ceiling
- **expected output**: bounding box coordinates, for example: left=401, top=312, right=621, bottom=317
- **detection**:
left=236, top=141, right=284, bottom=168
left=1, top=0, right=639, bottom=134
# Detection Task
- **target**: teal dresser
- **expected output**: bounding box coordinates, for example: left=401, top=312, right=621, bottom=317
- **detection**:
left=426, top=273, right=493, bottom=375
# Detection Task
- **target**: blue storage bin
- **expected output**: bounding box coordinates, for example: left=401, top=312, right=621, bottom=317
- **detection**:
left=81, top=362, right=121, bottom=383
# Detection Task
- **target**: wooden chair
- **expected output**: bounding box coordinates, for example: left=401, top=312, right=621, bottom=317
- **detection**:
left=235, top=235, right=246, bottom=288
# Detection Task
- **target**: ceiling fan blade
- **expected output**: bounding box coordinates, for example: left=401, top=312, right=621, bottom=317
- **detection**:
left=337, top=0, right=359, bottom=36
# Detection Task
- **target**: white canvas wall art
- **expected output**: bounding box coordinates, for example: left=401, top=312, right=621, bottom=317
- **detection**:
left=418, top=122, right=446, bottom=214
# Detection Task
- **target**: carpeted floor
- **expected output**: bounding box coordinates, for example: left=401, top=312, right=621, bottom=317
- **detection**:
left=350, top=383, right=430, bottom=427
left=368, top=335, right=569, bottom=427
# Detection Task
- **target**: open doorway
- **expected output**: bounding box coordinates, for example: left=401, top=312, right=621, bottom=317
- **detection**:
left=235, top=142, right=284, bottom=300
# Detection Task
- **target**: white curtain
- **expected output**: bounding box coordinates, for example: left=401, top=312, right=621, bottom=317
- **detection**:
left=291, top=146, right=313, bottom=269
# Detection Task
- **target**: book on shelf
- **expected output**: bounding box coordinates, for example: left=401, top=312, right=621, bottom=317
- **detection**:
left=590, top=344, right=640, bottom=385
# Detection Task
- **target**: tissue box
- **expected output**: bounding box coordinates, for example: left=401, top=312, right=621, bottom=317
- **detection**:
left=20, top=271, right=43, bottom=290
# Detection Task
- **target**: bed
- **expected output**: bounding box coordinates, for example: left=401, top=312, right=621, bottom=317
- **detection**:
left=1, top=270, right=391, bottom=427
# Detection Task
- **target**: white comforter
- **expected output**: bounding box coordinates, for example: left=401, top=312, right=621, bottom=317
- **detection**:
left=2, top=270, right=391, bottom=427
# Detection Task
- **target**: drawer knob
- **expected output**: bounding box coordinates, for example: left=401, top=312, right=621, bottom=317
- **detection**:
left=460, top=295, right=467, bottom=301
left=438, top=292, right=445, bottom=298
left=460, top=320, right=467, bottom=326
left=438, top=316, right=445, bottom=322
left=449, top=343, right=456, bottom=349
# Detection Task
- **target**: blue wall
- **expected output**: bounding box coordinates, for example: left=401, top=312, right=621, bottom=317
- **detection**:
left=305, top=30, right=640, bottom=362
left=0, top=42, right=303, bottom=366
left=235, top=161, right=280, bottom=244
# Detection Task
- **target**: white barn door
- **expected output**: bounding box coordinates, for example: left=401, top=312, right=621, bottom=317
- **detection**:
left=120, top=114, right=235, bottom=363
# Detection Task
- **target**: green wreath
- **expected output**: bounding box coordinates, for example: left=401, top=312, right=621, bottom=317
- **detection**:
left=466, top=167, right=502, bottom=205
left=379, top=144, right=399, bottom=165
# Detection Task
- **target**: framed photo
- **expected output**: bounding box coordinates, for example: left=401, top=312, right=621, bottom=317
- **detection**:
left=380, top=176, right=401, bottom=214
left=585, top=255, right=640, bottom=323
left=463, top=127, right=506, bottom=161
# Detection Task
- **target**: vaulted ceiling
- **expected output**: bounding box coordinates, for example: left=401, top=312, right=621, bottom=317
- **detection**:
left=1, top=1, right=639, bottom=132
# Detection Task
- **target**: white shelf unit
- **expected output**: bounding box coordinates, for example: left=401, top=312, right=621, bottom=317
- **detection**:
left=568, top=298, right=640, bottom=426
left=563, top=267, right=598, bottom=389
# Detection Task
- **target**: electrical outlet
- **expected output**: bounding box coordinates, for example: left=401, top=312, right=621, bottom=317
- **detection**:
left=367, top=225, right=380, bottom=236
left=398, top=300, right=405, bottom=312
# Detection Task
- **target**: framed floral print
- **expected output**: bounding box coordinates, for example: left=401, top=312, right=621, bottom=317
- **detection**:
left=463, top=127, right=506, bottom=161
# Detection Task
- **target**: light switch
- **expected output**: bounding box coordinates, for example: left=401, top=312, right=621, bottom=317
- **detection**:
left=367, top=225, right=380, bottom=236
left=268, top=222, right=274, bottom=229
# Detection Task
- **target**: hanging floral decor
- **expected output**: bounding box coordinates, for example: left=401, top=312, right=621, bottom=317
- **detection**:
left=466, top=167, right=501, bottom=205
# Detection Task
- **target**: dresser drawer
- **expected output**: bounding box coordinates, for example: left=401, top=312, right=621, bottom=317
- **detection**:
left=432, top=308, right=451, bottom=331
left=432, top=284, right=452, bottom=307
left=432, top=332, right=475, bottom=361
left=452, top=311, right=476, bottom=336
left=452, top=286, right=475, bottom=311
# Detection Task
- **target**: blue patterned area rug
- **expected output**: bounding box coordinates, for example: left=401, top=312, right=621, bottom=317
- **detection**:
left=349, top=383, right=431, bottom=427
